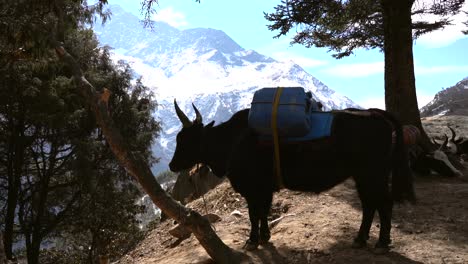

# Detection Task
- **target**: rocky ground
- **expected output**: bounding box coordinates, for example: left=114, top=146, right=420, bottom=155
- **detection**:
left=116, top=115, right=468, bottom=264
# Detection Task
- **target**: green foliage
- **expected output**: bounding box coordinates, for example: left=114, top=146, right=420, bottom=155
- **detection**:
left=0, top=1, right=161, bottom=263
left=46, top=28, right=160, bottom=263
left=264, top=0, right=465, bottom=58
left=0, top=0, right=110, bottom=61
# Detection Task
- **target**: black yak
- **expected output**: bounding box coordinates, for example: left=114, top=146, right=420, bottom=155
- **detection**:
left=169, top=101, right=415, bottom=254
left=410, top=135, right=463, bottom=177
left=448, top=126, right=468, bottom=156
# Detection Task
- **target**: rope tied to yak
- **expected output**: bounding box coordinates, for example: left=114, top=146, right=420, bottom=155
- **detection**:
left=272, top=87, right=284, bottom=189
left=194, top=164, right=210, bottom=216
left=190, top=164, right=216, bottom=231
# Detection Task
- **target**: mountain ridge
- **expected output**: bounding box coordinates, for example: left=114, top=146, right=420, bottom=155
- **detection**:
left=420, top=77, right=468, bottom=117
left=93, top=4, right=361, bottom=173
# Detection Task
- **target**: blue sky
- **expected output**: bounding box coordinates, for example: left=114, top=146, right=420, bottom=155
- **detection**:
left=108, top=0, right=468, bottom=109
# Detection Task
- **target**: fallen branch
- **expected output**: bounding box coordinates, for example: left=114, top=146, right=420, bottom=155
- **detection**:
left=52, top=41, right=239, bottom=263
left=269, top=213, right=297, bottom=229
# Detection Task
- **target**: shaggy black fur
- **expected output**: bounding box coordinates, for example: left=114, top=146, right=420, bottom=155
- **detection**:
left=169, top=106, right=415, bottom=252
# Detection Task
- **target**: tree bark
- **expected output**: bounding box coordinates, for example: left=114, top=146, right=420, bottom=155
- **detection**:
left=381, top=0, right=432, bottom=149
left=27, top=170, right=52, bottom=264
left=26, top=240, right=41, bottom=264
left=0, top=232, right=6, bottom=264
left=4, top=116, right=25, bottom=260
left=53, top=43, right=241, bottom=263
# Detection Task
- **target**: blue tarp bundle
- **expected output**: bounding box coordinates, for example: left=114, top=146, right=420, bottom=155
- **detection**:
left=248, top=87, right=333, bottom=142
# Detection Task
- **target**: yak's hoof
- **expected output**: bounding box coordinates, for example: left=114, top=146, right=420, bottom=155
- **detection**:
left=243, top=239, right=259, bottom=251
left=259, top=233, right=271, bottom=245
left=374, top=242, right=390, bottom=254
left=351, top=238, right=367, bottom=249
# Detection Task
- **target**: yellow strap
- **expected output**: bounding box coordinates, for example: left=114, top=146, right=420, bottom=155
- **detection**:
left=271, top=87, right=284, bottom=189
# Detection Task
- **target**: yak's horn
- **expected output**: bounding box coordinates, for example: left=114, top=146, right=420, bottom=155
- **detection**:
left=192, top=103, right=203, bottom=124
left=174, top=99, right=192, bottom=128
left=439, top=134, right=448, bottom=150
left=448, top=126, right=457, bottom=142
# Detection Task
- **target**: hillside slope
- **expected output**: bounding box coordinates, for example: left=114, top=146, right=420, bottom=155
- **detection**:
left=117, top=175, right=468, bottom=264
left=116, top=116, right=468, bottom=264
left=420, top=77, right=468, bottom=117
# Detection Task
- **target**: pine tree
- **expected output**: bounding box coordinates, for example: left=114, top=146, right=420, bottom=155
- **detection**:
left=265, top=0, right=465, bottom=147
left=2, top=1, right=242, bottom=263
left=0, top=2, right=160, bottom=263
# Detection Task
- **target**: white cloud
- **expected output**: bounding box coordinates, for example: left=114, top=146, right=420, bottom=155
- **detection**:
left=358, top=97, right=386, bottom=109
left=357, top=91, right=435, bottom=110
left=413, top=1, right=468, bottom=48
left=321, top=62, right=384, bottom=78
left=416, top=92, right=435, bottom=108
left=152, top=7, right=188, bottom=28
left=321, top=61, right=468, bottom=78
left=270, top=52, right=328, bottom=68
left=415, top=64, right=468, bottom=75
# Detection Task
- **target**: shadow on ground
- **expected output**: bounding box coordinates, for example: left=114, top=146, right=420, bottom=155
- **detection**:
left=326, top=175, right=468, bottom=252
left=250, top=241, right=424, bottom=264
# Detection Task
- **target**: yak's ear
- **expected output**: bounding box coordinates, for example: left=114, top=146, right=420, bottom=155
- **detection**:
left=206, top=121, right=215, bottom=128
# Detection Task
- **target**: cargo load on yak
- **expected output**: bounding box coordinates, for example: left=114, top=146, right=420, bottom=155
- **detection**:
left=248, top=87, right=333, bottom=142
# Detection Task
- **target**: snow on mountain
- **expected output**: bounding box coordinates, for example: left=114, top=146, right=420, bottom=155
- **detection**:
left=420, top=77, right=468, bottom=117
left=93, top=5, right=361, bottom=174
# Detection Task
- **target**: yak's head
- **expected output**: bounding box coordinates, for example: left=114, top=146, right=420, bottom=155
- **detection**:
left=447, top=126, right=464, bottom=154
left=429, top=135, right=462, bottom=177
left=169, top=100, right=213, bottom=172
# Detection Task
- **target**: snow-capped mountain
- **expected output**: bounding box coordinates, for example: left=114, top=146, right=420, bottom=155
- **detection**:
left=93, top=5, right=361, bottom=174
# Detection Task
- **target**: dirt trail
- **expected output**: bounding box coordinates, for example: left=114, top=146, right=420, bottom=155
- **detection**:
left=117, top=174, right=468, bottom=264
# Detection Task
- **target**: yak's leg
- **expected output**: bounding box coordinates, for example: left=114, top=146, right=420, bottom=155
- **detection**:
left=353, top=173, right=377, bottom=248
left=353, top=203, right=376, bottom=248
left=375, top=189, right=393, bottom=254
left=259, top=193, right=273, bottom=244
left=243, top=193, right=273, bottom=250
left=259, top=216, right=270, bottom=245
left=360, top=166, right=393, bottom=254
left=243, top=197, right=260, bottom=250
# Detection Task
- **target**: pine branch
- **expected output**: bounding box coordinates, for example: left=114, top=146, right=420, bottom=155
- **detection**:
left=41, top=190, right=81, bottom=238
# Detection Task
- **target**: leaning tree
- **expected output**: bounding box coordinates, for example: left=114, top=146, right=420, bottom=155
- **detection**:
left=1, top=0, right=241, bottom=263
left=0, top=2, right=162, bottom=263
left=264, top=0, right=465, bottom=147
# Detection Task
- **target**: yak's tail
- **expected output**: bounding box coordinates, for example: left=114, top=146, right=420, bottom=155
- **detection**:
left=370, top=109, right=416, bottom=203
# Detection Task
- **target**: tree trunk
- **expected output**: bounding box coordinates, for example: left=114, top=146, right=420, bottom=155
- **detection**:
left=4, top=117, right=25, bottom=260
left=27, top=182, right=50, bottom=264
left=53, top=43, right=241, bottom=263
left=381, top=0, right=432, bottom=149
left=0, top=232, right=6, bottom=264
left=25, top=140, right=70, bottom=264
left=26, top=240, right=41, bottom=264
left=4, top=154, right=19, bottom=260
left=87, top=232, right=97, bottom=264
